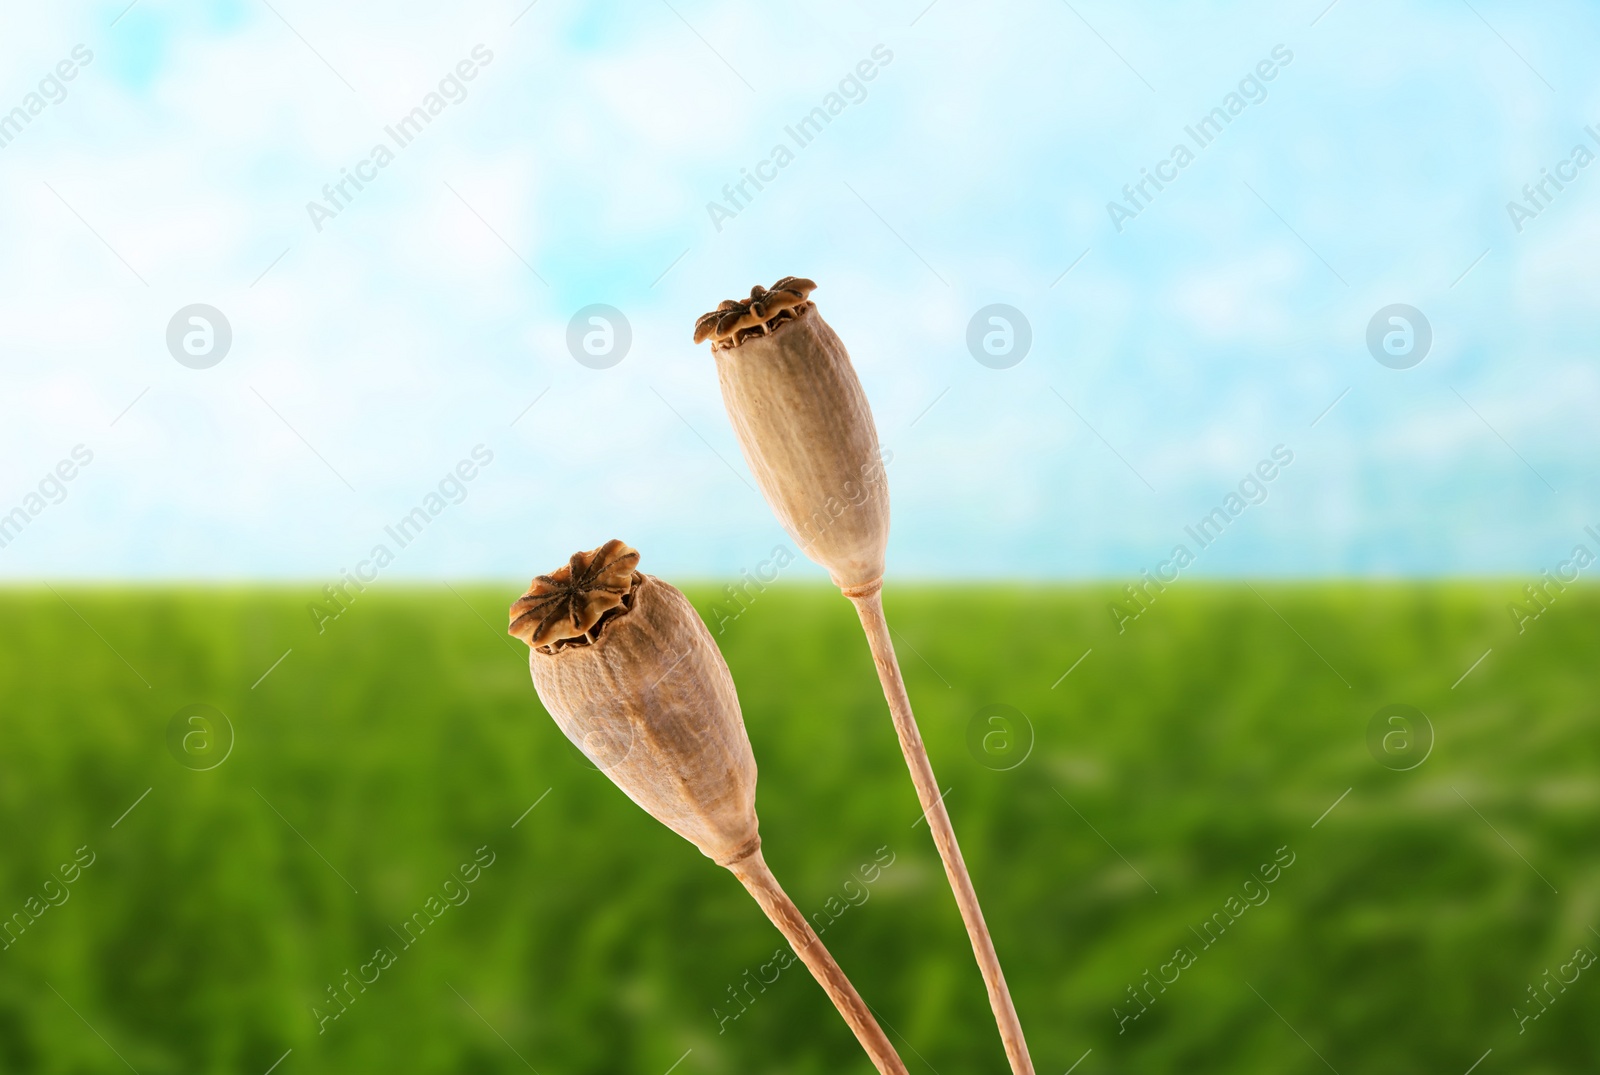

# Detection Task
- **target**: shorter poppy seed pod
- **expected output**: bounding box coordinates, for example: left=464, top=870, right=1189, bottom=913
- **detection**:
left=696, top=279, right=891, bottom=591
left=509, top=540, right=909, bottom=1073
left=509, top=539, right=758, bottom=865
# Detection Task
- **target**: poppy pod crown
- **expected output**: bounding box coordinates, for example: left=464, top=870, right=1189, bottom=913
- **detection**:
left=697, top=279, right=891, bottom=591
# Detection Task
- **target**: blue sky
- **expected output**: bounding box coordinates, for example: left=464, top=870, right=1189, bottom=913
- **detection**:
left=0, top=0, right=1595, bottom=581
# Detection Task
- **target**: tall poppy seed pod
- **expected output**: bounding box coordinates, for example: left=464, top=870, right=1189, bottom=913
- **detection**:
left=697, top=283, right=1035, bottom=1075
left=510, top=540, right=908, bottom=1075
left=696, top=278, right=890, bottom=590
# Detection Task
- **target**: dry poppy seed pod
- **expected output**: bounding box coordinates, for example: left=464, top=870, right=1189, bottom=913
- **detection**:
left=698, top=283, right=1035, bottom=1075
left=509, top=539, right=757, bottom=865
left=510, top=540, right=907, bottom=1074
left=696, top=278, right=891, bottom=590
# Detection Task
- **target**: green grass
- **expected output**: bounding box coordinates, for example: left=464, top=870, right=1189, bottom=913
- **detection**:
left=0, top=581, right=1595, bottom=1074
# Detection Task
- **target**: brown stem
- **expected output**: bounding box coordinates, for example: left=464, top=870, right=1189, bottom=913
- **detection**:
left=845, top=585, right=1035, bottom=1075
left=726, top=849, right=908, bottom=1075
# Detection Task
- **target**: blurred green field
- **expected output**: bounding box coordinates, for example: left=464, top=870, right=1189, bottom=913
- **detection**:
left=0, top=581, right=1595, bottom=1074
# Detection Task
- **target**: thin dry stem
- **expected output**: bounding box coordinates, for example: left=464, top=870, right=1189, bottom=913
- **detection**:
left=727, top=849, right=908, bottom=1075
left=847, top=586, right=1035, bottom=1075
